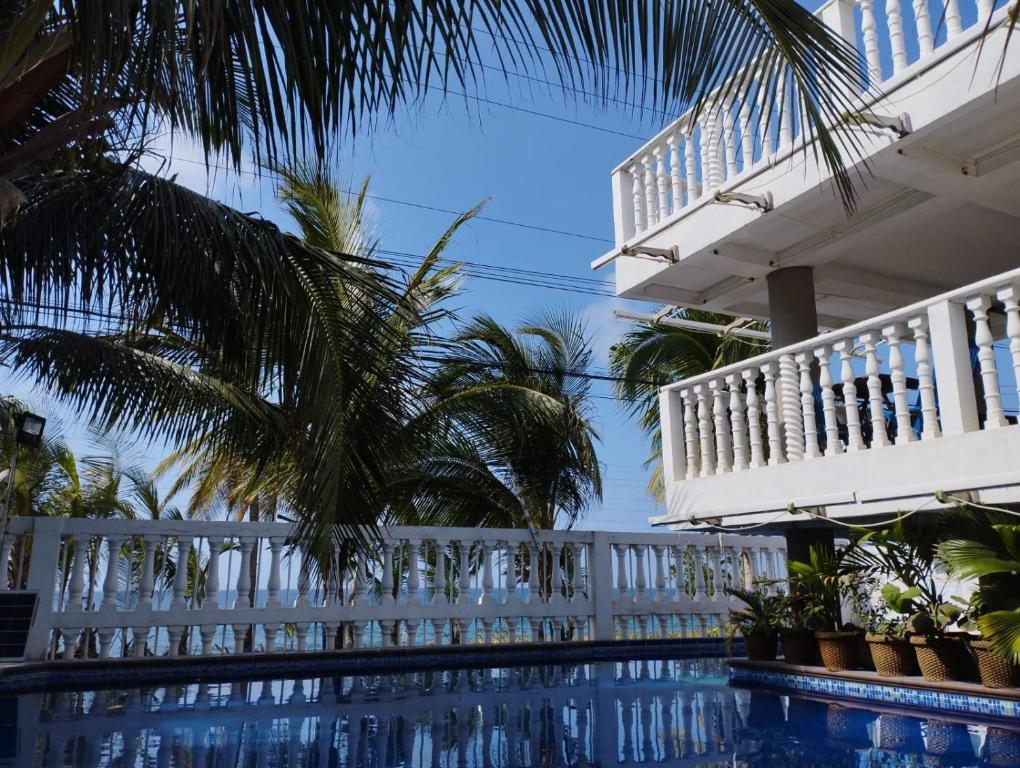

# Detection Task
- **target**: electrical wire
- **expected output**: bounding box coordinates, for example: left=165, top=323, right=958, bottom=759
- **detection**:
left=934, top=493, right=1020, bottom=519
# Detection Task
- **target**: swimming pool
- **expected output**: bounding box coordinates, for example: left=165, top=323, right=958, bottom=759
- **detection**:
left=4, top=657, right=1018, bottom=766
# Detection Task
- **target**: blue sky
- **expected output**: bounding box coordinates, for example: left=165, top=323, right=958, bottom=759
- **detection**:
left=10, top=43, right=694, bottom=532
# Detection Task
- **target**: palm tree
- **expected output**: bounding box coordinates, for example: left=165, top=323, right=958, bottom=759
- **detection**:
left=2, top=1, right=867, bottom=550
left=394, top=311, right=602, bottom=531
left=609, top=310, right=768, bottom=503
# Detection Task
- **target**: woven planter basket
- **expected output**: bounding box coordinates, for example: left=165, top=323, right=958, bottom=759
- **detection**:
left=970, top=639, right=1019, bottom=689
left=866, top=634, right=918, bottom=677
left=925, top=719, right=969, bottom=756
left=910, top=636, right=963, bottom=682
left=815, top=630, right=860, bottom=672
left=878, top=714, right=920, bottom=750
left=779, top=629, right=816, bottom=665
left=743, top=632, right=778, bottom=661
left=986, top=728, right=1020, bottom=767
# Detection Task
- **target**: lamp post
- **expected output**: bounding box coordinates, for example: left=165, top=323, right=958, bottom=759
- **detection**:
left=0, top=411, right=46, bottom=587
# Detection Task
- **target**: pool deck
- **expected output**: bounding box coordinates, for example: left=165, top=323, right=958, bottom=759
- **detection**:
left=729, top=659, right=1020, bottom=721
left=0, top=637, right=738, bottom=693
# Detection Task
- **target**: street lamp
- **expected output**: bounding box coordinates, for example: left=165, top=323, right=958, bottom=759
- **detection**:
left=1, top=411, right=46, bottom=584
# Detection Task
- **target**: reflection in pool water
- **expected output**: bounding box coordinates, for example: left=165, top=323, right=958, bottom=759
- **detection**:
left=3, top=658, right=1018, bottom=766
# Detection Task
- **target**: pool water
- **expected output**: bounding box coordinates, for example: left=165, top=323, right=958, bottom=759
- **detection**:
left=3, top=658, right=1018, bottom=766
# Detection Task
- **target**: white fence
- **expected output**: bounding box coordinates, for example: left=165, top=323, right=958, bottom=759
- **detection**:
left=611, top=0, right=1012, bottom=243
left=658, top=266, right=1020, bottom=520
left=0, top=516, right=786, bottom=661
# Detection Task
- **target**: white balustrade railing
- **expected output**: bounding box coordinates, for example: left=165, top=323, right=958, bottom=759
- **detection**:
left=0, top=516, right=785, bottom=661
left=659, top=266, right=1020, bottom=498
left=612, top=0, right=1011, bottom=243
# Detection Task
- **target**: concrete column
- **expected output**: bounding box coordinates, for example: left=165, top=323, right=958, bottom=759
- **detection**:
left=766, top=267, right=818, bottom=347
left=764, top=268, right=833, bottom=558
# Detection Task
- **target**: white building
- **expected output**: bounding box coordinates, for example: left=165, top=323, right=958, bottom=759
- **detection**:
left=595, top=0, right=1020, bottom=557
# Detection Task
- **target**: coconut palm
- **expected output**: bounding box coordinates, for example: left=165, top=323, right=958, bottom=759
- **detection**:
left=609, top=310, right=768, bottom=502
left=2, top=0, right=867, bottom=550
left=393, top=311, right=602, bottom=531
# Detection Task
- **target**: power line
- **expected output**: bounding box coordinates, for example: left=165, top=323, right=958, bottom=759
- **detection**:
left=168, top=156, right=612, bottom=245
left=376, top=248, right=611, bottom=287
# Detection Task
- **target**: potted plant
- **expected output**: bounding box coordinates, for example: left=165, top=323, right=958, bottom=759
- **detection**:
left=848, top=523, right=965, bottom=682
left=724, top=585, right=785, bottom=661
left=788, top=545, right=861, bottom=672
left=778, top=591, right=819, bottom=666
left=937, top=513, right=1020, bottom=688
left=863, top=583, right=919, bottom=677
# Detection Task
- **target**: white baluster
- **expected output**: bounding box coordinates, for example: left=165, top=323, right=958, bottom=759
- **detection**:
left=742, top=368, right=765, bottom=468
left=710, top=379, right=732, bottom=474
left=796, top=353, right=820, bottom=459
left=643, top=153, right=658, bottom=227
left=668, top=131, right=685, bottom=212
left=695, top=384, right=716, bottom=476
left=684, top=129, right=701, bottom=202
left=681, top=388, right=700, bottom=479
left=527, top=542, right=539, bottom=603
left=551, top=543, right=564, bottom=604
left=170, top=536, right=192, bottom=611
left=884, top=0, right=908, bottom=73
left=997, top=285, right=1020, bottom=425
left=633, top=545, right=647, bottom=601
left=861, top=332, right=891, bottom=448
left=407, top=538, right=422, bottom=606
left=739, top=100, right=754, bottom=169
left=967, top=295, right=1008, bottom=428
left=67, top=534, right=88, bottom=612
left=654, top=146, right=670, bottom=221
left=614, top=544, right=629, bottom=598
left=570, top=542, right=584, bottom=603
left=652, top=546, right=666, bottom=603
left=434, top=539, right=448, bottom=605
left=908, top=316, right=941, bottom=440
left=704, top=110, right=724, bottom=193
left=761, top=363, right=785, bottom=464
left=711, top=548, right=724, bottom=598
left=913, top=0, right=934, bottom=56
left=815, top=346, right=843, bottom=456
left=835, top=340, right=865, bottom=451
left=757, top=83, right=774, bottom=157
left=101, top=535, right=123, bottom=612
left=381, top=540, right=395, bottom=606
left=234, top=538, right=254, bottom=608
left=630, top=163, right=645, bottom=233
left=204, top=537, right=221, bottom=609
left=860, top=0, right=883, bottom=86
left=265, top=537, right=284, bottom=609
left=778, top=72, right=793, bottom=152
left=671, top=545, right=687, bottom=601
left=977, top=0, right=993, bottom=19
left=723, top=101, right=738, bottom=178
left=692, top=545, right=706, bottom=602
left=726, top=374, right=749, bottom=471
left=883, top=323, right=915, bottom=443
left=944, top=0, right=963, bottom=37
left=139, top=536, right=158, bottom=610
left=481, top=541, right=494, bottom=604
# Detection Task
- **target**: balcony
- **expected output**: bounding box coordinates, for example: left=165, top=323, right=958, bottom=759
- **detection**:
left=599, top=0, right=1020, bottom=326
left=655, top=266, right=1020, bottom=528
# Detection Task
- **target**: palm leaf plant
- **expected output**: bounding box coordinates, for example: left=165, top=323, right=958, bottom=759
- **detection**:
left=724, top=584, right=786, bottom=660
left=610, top=311, right=768, bottom=503
left=938, top=514, right=1020, bottom=668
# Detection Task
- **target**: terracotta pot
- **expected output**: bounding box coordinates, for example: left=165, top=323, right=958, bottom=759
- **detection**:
left=815, top=630, right=860, bottom=672
left=865, top=633, right=918, bottom=677
left=779, top=628, right=816, bottom=665
left=743, top=632, right=778, bottom=661
left=910, top=635, right=963, bottom=682
left=970, top=639, right=1020, bottom=689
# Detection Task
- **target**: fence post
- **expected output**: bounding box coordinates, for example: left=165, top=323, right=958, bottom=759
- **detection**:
left=23, top=517, right=64, bottom=660
left=927, top=299, right=979, bottom=436
left=590, top=532, right=615, bottom=641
